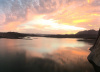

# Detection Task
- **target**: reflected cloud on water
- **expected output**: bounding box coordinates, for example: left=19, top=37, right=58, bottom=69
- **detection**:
left=0, top=38, right=95, bottom=72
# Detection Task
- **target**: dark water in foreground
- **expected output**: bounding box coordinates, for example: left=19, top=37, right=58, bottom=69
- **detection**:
left=0, top=37, right=95, bottom=72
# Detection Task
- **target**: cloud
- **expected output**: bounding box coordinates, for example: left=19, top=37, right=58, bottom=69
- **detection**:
left=73, top=19, right=91, bottom=24
left=0, top=0, right=100, bottom=33
left=91, top=0, right=100, bottom=6
left=16, top=18, right=85, bottom=34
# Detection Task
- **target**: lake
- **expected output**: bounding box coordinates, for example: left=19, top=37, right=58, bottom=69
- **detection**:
left=0, top=37, right=95, bottom=72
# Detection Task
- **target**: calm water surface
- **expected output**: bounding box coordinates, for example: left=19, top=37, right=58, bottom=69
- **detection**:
left=0, top=37, right=95, bottom=72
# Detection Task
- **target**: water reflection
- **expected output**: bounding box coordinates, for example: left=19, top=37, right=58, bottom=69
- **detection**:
left=0, top=38, right=95, bottom=72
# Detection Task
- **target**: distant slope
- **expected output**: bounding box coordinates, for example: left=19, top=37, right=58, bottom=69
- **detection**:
left=0, top=29, right=98, bottom=39
left=44, top=30, right=98, bottom=39
left=76, top=30, right=98, bottom=35
left=75, top=30, right=98, bottom=39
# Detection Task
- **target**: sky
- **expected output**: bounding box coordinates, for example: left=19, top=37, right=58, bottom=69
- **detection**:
left=0, top=0, right=100, bottom=34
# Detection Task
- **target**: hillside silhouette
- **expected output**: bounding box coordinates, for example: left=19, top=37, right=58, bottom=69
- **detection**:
left=0, top=29, right=98, bottom=39
left=44, top=29, right=98, bottom=39
left=76, top=30, right=98, bottom=35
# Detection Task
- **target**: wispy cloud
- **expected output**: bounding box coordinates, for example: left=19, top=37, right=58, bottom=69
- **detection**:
left=0, top=0, right=99, bottom=34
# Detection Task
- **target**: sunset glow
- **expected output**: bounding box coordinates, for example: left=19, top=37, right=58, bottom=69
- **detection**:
left=88, top=0, right=90, bottom=3
left=0, top=0, right=100, bottom=34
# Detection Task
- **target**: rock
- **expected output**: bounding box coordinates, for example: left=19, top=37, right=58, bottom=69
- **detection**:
left=88, top=29, right=100, bottom=72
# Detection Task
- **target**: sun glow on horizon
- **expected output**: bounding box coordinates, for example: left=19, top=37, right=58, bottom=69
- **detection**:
left=0, top=0, right=99, bottom=34
left=20, top=18, right=86, bottom=34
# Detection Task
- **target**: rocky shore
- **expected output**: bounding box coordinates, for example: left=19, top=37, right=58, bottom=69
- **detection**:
left=88, top=29, right=100, bottom=72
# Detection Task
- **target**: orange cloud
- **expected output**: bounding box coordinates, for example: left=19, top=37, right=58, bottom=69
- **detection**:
left=0, top=0, right=100, bottom=33
left=26, top=9, right=37, bottom=21
left=73, top=19, right=90, bottom=24
left=88, top=0, right=90, bottom=3
left=4, top=21, right=22, bottom=31
left=87, top=0, right=94, bottom=3
left=91, top=13, right=100, bottom=16
left=88, top=24, right=93, bottom=26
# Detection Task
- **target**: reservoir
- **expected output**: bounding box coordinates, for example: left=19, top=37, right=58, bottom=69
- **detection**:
left=0, top=37, right=95, bottom=72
